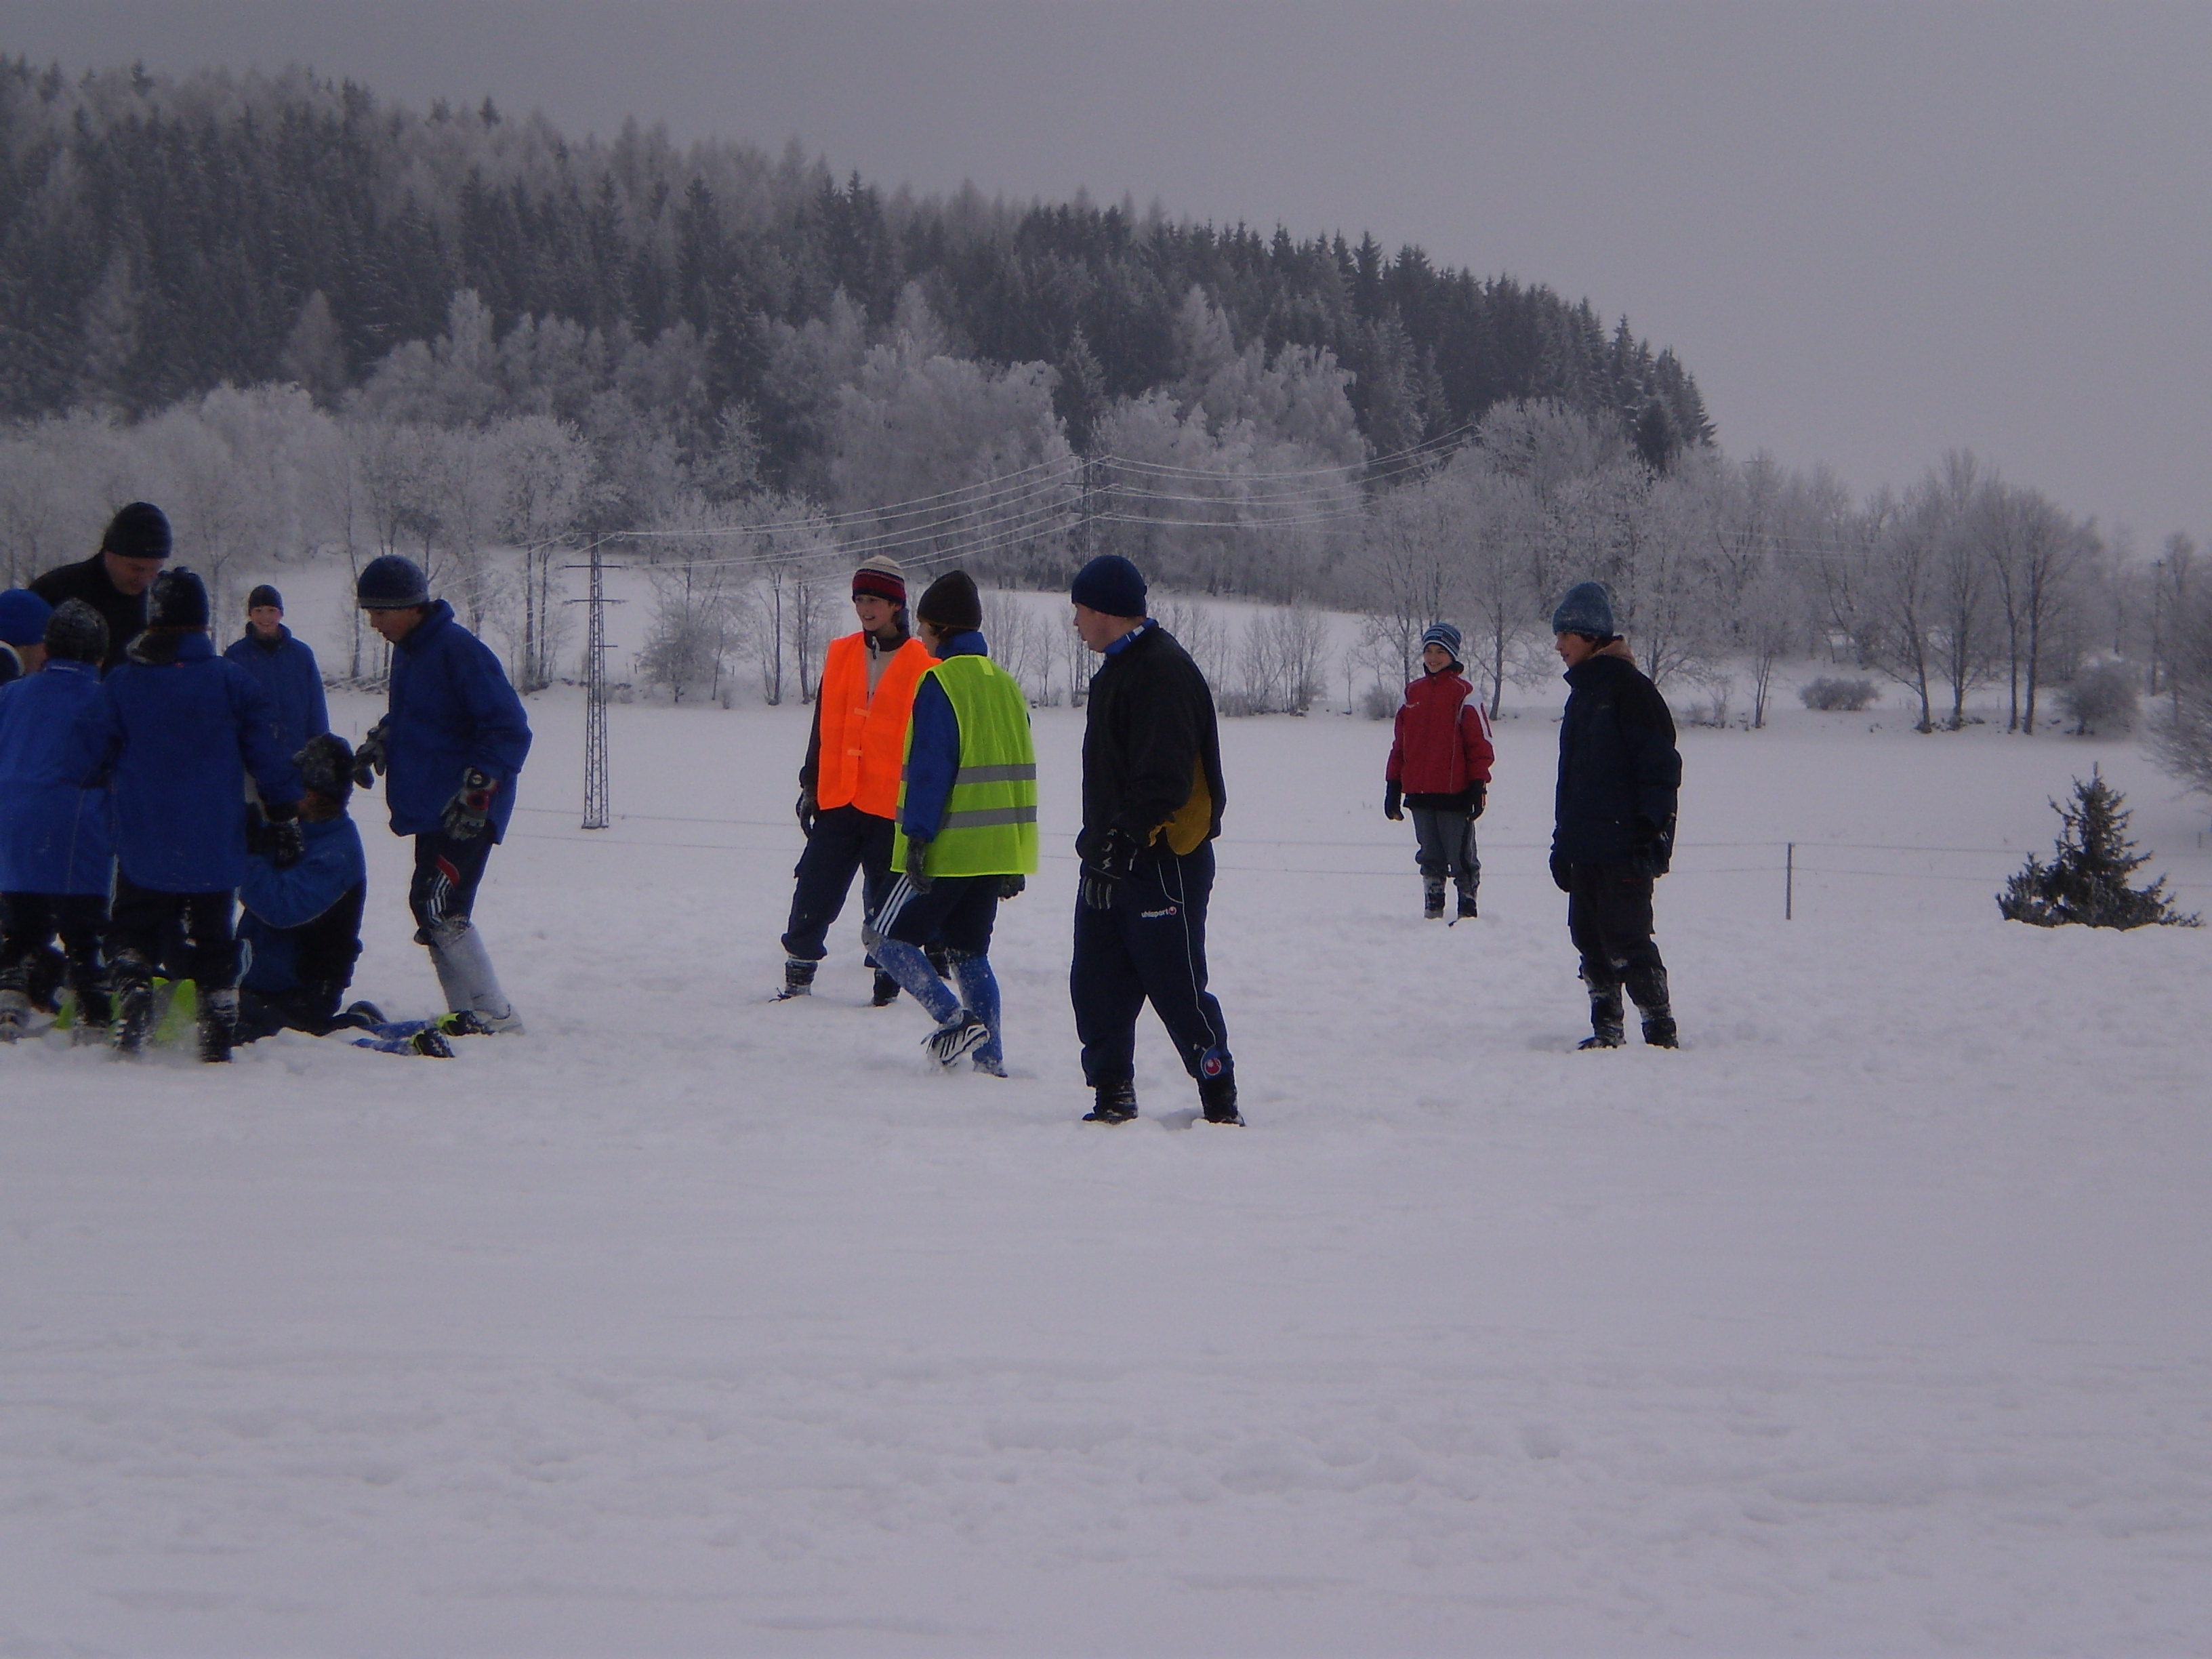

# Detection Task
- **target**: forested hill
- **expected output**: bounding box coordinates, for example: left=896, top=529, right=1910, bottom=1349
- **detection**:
left=0, top=58, right=1711, bottom=478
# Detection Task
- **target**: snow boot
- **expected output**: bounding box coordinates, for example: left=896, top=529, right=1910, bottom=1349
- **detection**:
left=924, top=1011, right=991, bottom=1069
left=426, top=918, right=524, bottom=1033
left=1626, top=964, right=1677, bottom=1047
left=1578, top=983, right=1626, bottom=1050
left=776, top=958, right=817, bottom=1000
left=1422, top=875, right=1446, bottom=920
left=1083, top=1079, right=1138, bottom=1124
left=1199, top=1071, right=1244, bottom=1126
left=111, top=951, right=155, bottom=1057
left=0, top=985, right=28, bottom=1042
left=869, top=968, right=900, bottom=1006
left=1455, top=885, right=1479, bottom=921
left=198, top=987, right=239, bottom=1064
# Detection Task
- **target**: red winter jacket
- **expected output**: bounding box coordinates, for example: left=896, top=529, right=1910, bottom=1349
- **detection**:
left=1387, top=667, right=1495, bottom=808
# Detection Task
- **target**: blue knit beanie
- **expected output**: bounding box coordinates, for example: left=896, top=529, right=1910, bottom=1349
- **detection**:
left=356, top=554, right=430, bottom=609
left=1420, top=621, right=1462, bottom=659
left=1069, top=554, right=1148, bottom=619
left=0, top=588, right=53, bottom=646
left=1551, top=581, right=1616, bottom=639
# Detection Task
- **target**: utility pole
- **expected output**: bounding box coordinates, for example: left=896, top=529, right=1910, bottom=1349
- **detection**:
left=583, top=539, right=610, bottom=829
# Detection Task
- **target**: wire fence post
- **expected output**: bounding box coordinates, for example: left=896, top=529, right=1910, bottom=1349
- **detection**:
left=1785, top=840, right=1795, bottom=920
left=583, top=539, right=609, bottom=831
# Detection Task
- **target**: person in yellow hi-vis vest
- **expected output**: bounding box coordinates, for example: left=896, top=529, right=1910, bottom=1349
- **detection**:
left=778, top=554, right=939, bottom=1002
left=861, top=571, right=1038, bottom=1073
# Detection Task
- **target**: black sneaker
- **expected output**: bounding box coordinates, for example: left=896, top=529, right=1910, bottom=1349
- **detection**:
left=870, top=970, right=901, bottom=1007
left=924, top=1014, right=991, bottom=1068
left=1199, top=1072, right=1244, bottom=1126
left=1083, top=1080, right=1138, bottom=1124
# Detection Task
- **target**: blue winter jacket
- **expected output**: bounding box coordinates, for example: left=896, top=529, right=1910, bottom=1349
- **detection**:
left=240, top=815, right=366, bottom=994
left=0, top=659, right=115, bottom=895
left=224, top=626, right=329, bottom=759
left=382, top=601, right=531, bottom=840
left=79, top=632, right=305, bottom=893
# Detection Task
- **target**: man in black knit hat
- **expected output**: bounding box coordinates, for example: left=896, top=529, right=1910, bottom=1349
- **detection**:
left=32, top=501, right=171, bottom=673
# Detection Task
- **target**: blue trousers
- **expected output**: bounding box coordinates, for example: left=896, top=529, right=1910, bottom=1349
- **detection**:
left=1069, top=842, right=1232, bottom=1090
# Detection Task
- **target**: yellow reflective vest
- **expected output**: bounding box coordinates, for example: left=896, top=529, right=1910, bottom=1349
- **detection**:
left=891, top=653, right=1040, bottom=878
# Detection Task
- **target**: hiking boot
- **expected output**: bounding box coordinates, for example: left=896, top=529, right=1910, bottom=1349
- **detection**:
left=924, top=1012, right=991, bottom=1068
left=1422, top=876, right=1446, bottom=920
left=775, top=958, right=817, bottom=1000
left=1083, top=1079, right=1138, bottom=1124
left=1199, top=1071, right=1244, bottom=1126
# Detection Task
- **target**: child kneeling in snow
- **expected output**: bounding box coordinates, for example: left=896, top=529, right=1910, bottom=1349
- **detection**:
left=237, top=733, right=451, bottom=1058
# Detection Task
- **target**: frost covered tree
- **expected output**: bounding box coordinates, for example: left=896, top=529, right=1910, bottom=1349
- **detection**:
left=1997, top=771, right=2198, bottom=928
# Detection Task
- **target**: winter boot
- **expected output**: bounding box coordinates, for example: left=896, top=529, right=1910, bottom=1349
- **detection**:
left=427, top=918, right=524, bottom=1033
left=923, top=1011, right=991, bottom=1068
left=1625, top=963, right=1677, bottom=1047
left=1083, top=1079, right=1138, bottom=1124
left=776, top=958, right=817, bottom=1000
left=197, top=987, right=239, bottom=1063
left=111, top=951, right=155, bottom=1057
left=869, top=968, right=901, bottom=1006
left=0, top=985, right=28, bottom=1042
left=1423, top=875, right=1446, bottom=920
left=1199, top=1070, right=1244, bottom=1126
left=1578, top=983, right=1626, bottom=1050
left=1454, top=884, right=1479, bottom=921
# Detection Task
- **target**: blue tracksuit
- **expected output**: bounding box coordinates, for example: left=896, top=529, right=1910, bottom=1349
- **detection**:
left=0, top=659, right=114, bottom=895
left=224, top=626, right=329, bottom=759
left=79, top=633, right=304, bottom=893
left=381, top=601, right=531, bottom=840
left=239, top=814, right=367, bottom=995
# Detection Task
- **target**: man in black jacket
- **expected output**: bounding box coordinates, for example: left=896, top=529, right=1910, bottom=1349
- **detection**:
left=30, top=501, right=171, bottom=673
left=1549, top=581, right=1683, bottom=1050
left=1068, top=554, right=1241, bottom=1126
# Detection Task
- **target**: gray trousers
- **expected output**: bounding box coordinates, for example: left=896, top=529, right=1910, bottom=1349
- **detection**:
left=1410, top=807, right=1480, bottom=890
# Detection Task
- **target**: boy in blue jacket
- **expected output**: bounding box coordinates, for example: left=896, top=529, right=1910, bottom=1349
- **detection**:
left=235, top=733, right=451, bottom=1058
left=222, top=583, right=329, bottom=759
left=0, top=601, right=115, bottom=1042
left=79, top=567, right=306, bottom=1061
left=350, top=555, right=533, bottom=1035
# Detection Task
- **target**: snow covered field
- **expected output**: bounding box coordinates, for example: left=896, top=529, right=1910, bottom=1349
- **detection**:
left=5, top=678, right=2211, bottom=1656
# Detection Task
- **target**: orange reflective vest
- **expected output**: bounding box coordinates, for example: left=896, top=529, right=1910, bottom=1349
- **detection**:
left=815, top=633, right=937, bottom=817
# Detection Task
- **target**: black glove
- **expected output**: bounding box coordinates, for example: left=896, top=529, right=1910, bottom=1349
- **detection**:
left=1549, top=848, right=1572, bottom=893
left=441, top=769, right=497, bottom=840
left=265, top=817, right=305, bottom=869
left=1631, top=814, right=1674, bottom=877
left=796, top=788, right=817, bottom=836
left=905, top=836, right=933, bottom=893
left=352, top=720, right=390, bottom=790
left=1469, top=783, right=1486, bottom=821
left=1080, top=826, right=1139, bottom=912
left=1384, top=781, right=1403, bottom=821
left=999, top=874, right=1026, bottom=901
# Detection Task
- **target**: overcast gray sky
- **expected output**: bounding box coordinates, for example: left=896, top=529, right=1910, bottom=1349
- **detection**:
left=3, top=1, right=2206, bottom=546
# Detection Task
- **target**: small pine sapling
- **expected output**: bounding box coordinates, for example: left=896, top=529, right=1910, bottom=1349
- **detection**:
left=1997, top=769, right=2200, bottom=929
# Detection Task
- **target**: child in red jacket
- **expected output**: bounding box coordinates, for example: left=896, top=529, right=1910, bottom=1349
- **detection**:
left=1385, top=623, right=1496, bottom=919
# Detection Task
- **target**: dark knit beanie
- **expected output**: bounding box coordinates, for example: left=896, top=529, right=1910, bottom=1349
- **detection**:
left=1551, top=581, right=1617, bottom=640
left=851, top=554, right=906, bottom=606
left=247, top=583, right=283, bottom=613
left=294, top=732, right=356, bottom=803
left=44, top=599, right=108, bottom=665
left=147, top=567, right=210, bottom=629
left=916, top=569, right=982, bottom=633
left=0, top=588, right=52, bottom=646
left=1069, top=553, right=1147, bottom=619
left=102, top=501, right=173, bottom=560
left=356, top=554, right=430, bottom=609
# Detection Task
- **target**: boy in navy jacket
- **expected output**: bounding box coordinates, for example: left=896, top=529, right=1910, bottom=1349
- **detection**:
left=350, top=556, right=533, bottom=1034
left=78, top=567, right=305, bottom=1061
left=223, top=583, right=329, bottom=759
left=0, top=601, right=115, bottom=1041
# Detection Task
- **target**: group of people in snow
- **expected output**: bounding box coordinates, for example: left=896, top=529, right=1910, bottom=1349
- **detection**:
left=777, top=552, right=1240, bottom=1126
left=0, top=501, right=532, bottom=1061
left=1383, top=584, right=1682, bottom=1049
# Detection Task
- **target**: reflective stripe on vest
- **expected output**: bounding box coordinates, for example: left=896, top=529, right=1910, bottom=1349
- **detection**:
left=815, top=633, right=936, bottom=817
left=892, top=655, right=1040, bottom=878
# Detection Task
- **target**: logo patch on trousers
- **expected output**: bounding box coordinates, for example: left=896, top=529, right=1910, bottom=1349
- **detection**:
left=1140, top=905, right=1178, bottom=919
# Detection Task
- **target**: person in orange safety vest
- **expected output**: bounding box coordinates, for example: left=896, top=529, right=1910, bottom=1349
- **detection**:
left=776, top=554, right=939, bottom=1003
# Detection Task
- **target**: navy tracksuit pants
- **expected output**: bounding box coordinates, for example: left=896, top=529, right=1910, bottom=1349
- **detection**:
left=1070, top=842, right=1232, bottom=1090
left=781, top=804, right=896, bottom=962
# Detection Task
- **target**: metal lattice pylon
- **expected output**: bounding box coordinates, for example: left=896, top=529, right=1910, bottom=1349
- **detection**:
left=582, top=539, right=610, bottom=830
